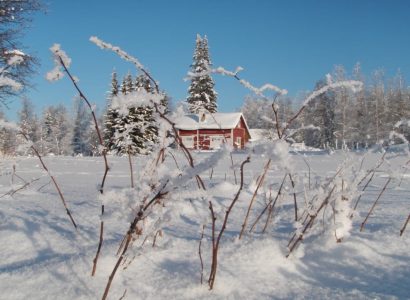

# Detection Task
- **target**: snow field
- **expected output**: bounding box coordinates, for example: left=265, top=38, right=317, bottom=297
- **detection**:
left=0, top=151, right=409, bottom=299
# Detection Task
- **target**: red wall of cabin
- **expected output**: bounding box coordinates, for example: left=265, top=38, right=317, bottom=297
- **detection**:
left=178, top=117, right=250, bottom=150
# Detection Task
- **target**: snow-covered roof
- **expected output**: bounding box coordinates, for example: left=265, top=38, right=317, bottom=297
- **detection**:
left=175, top=112, right=249, bottom=130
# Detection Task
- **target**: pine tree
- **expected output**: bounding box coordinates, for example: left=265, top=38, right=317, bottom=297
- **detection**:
left=187, top=34, right=218, bottom=113
left=111, top=73, right=157, bottom=155
left=0, top=110, right=16, bottom=155
left=103, top=71, right=120, bottom=152
left=72, top=99, right=93, bottom=156
left=17, top=98, right=39, bottom=149
left=41, top=105, right=71, bottom=155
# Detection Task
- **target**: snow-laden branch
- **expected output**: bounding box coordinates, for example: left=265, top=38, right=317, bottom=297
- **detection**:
left=213, top=66, right=288, bottom=96
left=90, top=36, right=160, bottom=93
left=302, top=79, right=363, bottom=106
left=46, top=44, right=72, bottom=82
left=0, top=76, right=22, bottom=91
left=0, top=50, right=26, bottom=91
left=90, top=36, right=144, bottom=70
left=186, top=65, right=288, bottom=97
left=281, top=78, right=363, bottom=138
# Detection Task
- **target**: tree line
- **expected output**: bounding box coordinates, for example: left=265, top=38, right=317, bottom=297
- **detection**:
left=0, top=71, right=169, bottom=156
left=242, top=64, right=410, bottom=149
left=0, top=33, right=218, bottom=157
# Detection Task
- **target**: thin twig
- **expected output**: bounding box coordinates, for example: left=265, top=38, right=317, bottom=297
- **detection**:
left=208, top=156, right=250, bottom=290
left=20, top=132, right=77, bottom=229
left=261, top=188, right=274, bottom=233
left=101, top=185, right=169, bottom=300
left=400, top=214, right=410, bottom=236
left=239, top=159, right=271, bottom=239
left=57, top=56, right=110, bottom=276
left=360, top=177, right=391, bottom=232
left=152, top=229, right=162, bottom=247
left=128, top=148, right=134, bottom=189
left=198, top=224, right=205, bottom=284
left=287, top=185, right=336, bottom=257
left=250, top=174, right=287, bottom=232
left=288, top=173, right=298, bottom=221
left=91, top=205, right=104, bottom=276
left=119, top=289, right=127, bottom=300
left=0, top=177, right=40, bottom=198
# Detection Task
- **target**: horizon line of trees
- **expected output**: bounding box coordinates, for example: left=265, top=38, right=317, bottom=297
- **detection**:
left=242, top=63, right=410, bottom=149
left=2, top=63, right=410, bottom=156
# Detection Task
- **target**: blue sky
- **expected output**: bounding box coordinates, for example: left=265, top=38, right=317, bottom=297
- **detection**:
left=6, top=0, right=410, bottom=119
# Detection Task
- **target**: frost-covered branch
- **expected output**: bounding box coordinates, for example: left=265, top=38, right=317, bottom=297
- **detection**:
left=212, top=66, right=288, bottom=97
left=282, top=79, right=363, bottom=138
left=90, top=36, right=160, bottom=93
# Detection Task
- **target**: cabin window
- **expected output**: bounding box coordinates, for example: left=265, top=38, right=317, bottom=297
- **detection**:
left=181, top=136, right=194, bottom=148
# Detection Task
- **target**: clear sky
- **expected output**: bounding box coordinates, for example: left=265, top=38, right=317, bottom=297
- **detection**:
left=6, top=0, right=410, bottom=119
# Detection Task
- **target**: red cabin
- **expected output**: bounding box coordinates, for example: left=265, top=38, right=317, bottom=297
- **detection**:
left=175, top=112, right=251, bottom=150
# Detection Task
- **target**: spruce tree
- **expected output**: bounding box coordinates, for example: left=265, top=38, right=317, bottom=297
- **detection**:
left=72, top=100, right=93, bottom=156
left=103, top=71, right=120, bottom=152
left=18, top=98, right=39, bottom=148
left=111, top=73, right=151, bottom=155
left=187, top=34, right=218, bottom=113
left=135, top=75, right=158, bottom=154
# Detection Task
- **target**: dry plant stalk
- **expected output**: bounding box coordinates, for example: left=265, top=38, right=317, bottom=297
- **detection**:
left=57, top=56, right=110, bottom=276
left=0, top=177, right=40, bottom=198
left=239, top=159, right=271, bottom=239
left=128, top=147, right=135, bottom=189
left=208, top=156, right=250, bottom=290
left=198, top=224, right=206, bottom=284
left=249, top=173, right=287, bottom=232
left=352, top=153, right=386, bottom=215
left=287, top=185, right=336, bottom=257
left=152, top=229, right=162, bottom=247
left=360, top=177, right=391, bottom=232
left=102, top=187, right=169, bottom=300
left=400, top=214, right=409, bottom=236
left=288, top=173, right=298, bottom=221
left=20, top=132, right=77, bottom=229
left=262, top=189, right=274, bottom=233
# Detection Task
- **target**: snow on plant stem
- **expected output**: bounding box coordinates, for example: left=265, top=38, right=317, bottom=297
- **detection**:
left=302, top=79, right=363, bottom=106
left=46, top=44, right=72, bottom=81
left=90, top=36, right=145, bottom=70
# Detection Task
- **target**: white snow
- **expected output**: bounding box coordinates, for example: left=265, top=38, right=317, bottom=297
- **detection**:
left=0, top=151, right=409, bottom=299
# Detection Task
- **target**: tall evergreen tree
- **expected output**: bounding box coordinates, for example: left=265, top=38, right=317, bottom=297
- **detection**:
left=72, top=99, right=93, bottom=156
left=187, top=34, right=218, bottom=113
left=40, top=105, right=71, bottom=155
left=103, top=71, right=120, bottom=152
left=0, top=110, right=16, bottom=155
left=17, top=98, right=39, bottom=147
left=111, top=73, right=159, bottom=155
